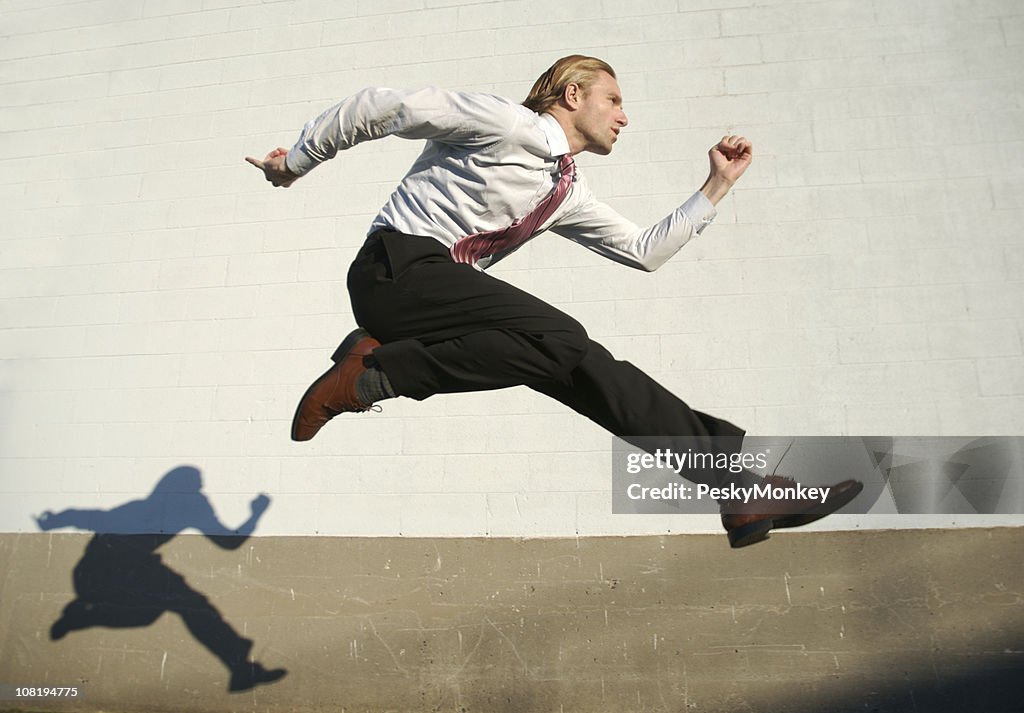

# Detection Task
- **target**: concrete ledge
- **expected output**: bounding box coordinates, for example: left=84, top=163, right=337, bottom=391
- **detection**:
left=1, top=528, right=1022, bottom=712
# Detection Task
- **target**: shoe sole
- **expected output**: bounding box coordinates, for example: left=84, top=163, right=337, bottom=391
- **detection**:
left=727, top=480, right=865, bottom=549
left=290, top=329, right=370, bottom=442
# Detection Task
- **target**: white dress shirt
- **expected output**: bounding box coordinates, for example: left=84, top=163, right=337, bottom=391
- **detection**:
left=286, top=86, right=717, bottom=271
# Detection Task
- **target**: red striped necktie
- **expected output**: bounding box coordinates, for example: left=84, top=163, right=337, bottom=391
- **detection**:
left=450, top=153, right=575, bottom=266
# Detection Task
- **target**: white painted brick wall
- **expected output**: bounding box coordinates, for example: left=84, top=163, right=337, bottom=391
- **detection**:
left=2, top=0, right=1022, bottom=537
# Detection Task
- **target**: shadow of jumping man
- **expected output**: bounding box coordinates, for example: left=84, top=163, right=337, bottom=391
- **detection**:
left=35, top=465, right=287, bottom=693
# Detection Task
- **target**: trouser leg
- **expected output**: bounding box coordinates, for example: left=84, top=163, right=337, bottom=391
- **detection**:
left=347, top=231, right=588, bottom=400
left=163, top=569, right=252, bottom=673
left=528, top=340, right=758, bottom=488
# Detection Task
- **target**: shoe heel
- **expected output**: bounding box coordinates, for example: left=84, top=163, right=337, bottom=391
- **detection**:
left=727, top=519, right=773, bottom=549
left=332, top=329, right=370, bottom=363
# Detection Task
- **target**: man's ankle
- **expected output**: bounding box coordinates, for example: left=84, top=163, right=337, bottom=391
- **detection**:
left=356, top=365, right=396, bottom=405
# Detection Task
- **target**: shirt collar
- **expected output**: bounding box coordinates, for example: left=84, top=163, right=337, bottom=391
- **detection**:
left=538, top=112, right=571, bottom=158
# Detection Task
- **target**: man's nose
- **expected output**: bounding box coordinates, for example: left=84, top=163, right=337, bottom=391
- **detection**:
left=618, top=111, right=629, bottom=127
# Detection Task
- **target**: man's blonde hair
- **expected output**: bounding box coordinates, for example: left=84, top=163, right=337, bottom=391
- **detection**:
left=523, top=55, right=617, bottom=114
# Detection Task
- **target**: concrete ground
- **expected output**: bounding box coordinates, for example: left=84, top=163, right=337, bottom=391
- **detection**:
left=1, top=527, right=1022, bottom=712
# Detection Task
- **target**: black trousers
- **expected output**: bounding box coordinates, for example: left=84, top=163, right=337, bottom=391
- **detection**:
left=347, top=230, right=749, bottom=486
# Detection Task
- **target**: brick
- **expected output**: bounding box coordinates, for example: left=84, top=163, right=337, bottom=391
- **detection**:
left=108, top=66, right=163, bottom=95
left=0, top=237, right=61, bottom=270
left=837, top=324, right=931, bottom=364
left=570, top=263, right=660, bottom=301
left=915, top=247, right=1007, bottom=285
left=661, top=331, right=751, bottom=371
left=524, top=451, right=607, bottom=495
left=456, top=0, right=527, bottom=31
left=0, top=296, right=56, bottom=328
left=927, top=319, right=1021, bottom=359
left=760, top=29, right=848, bottom=63
left=226, top=251, right=298, bottom=286
left=435, top=453, right=528, bottom=493
left=3, top=1, right=143, bottom=36
left=497, top=266, right=574, bottom=305
left=164, top=8, right=231, bottom=37
left=736, top=184, right=901, bottom=223
left=50, top=292, right=123, bottom=326
left=210, top=383, right=295, bottom=422
left=931, top=77, right=1019, bottom=116
left=746, top=329, right=839, bottom=368
left=118, top=291, right=190, bottom=324
left=723, top=1, right=877, bottom=37
left=252, top=281, right=332, bottom=317
left=297, top=249, right=348, bottom=282
left=675, top=365, right=828, bottom=408
left=184, top=285, right=261, bottom=320
left=775, top=151, right=863, bottom=188
left=875, top=0, right=956, bottom=25
left=813, top=116, right=896, bottom=152
left=143, top=0, right=204, bottom=17
left=72, top=387, right=142, bottom=424
left=964, top=282, right=1024, bottom=320
left=992, top=176, right=1024, bottom=210
left=1005, top=244, right=1024, bottom=280
left=937, top=395, right=1024, bottom=434
left=875, top=285, right=969, bottom=324
left=356, top=0, right=424, bottom=14
left=75, top=119, right=151, bottom=152
left=410, top=493, right=494, bottom=534
left=157, top=256, right=228, bottom=290
left=742, top=254, right=831, bottom=293
left=1005, top=14, right=1024, bottom=44
left=887, top=50, right=974, bottom=87
left=830, top=252, right=922, bottom=292
left=977, top=356, right=1024, bottom=396
left=290, top=0, right=358, bottom=23
left=753, top=403, right=846, bottom=435
left=485, top=492, right=576, bottom=536
left=840, top=84, right=936, bottom=119
left=844, top=402, right=942, bottom=435
left=652, top=258, right=744, bottom=297
left=0, top=33, right=55, bottom=62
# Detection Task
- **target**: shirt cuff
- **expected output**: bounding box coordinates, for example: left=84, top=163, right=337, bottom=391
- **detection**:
left=285, top=147, right=318, bottom=177
left=681, top=190, right=717, bottom=234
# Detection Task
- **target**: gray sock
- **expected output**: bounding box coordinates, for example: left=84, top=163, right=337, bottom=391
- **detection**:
left=356, top=366, right=396, bottom=405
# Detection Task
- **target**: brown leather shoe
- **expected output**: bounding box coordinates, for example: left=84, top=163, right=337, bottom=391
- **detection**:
left=291, top=329, right=381, bottom=442
left=720, top=474, right=864, bottom=548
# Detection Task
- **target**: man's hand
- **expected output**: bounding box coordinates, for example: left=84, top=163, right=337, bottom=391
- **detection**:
left=700, top=135, right=753, bottom=205
left=250, top=494, right=270, bottom=517
left=710, top=135, right=752, bottom=184
left=245, top=147, right=299, bottom=188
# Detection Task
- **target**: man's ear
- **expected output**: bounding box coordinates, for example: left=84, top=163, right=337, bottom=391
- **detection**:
left=562, top=82, right=582, bottom=109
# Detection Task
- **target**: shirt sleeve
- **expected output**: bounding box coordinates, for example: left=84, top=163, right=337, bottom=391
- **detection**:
left=550, top=181, right=718, bottom=272
left=285, top=87, right=520, bottom=176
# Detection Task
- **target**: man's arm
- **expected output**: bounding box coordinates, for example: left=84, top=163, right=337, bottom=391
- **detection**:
left=245, top=87, right=519, bottom=187
left=35, top=508, right=103, bottom=531
left=194, top=494, right=271, bottom=550
left=552, top=135, right=753, bottom=271
left=551, top=188, right=715, bottom=272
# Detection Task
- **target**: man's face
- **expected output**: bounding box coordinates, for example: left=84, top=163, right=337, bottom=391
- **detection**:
left=574, top=71, right=629, bottom=155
